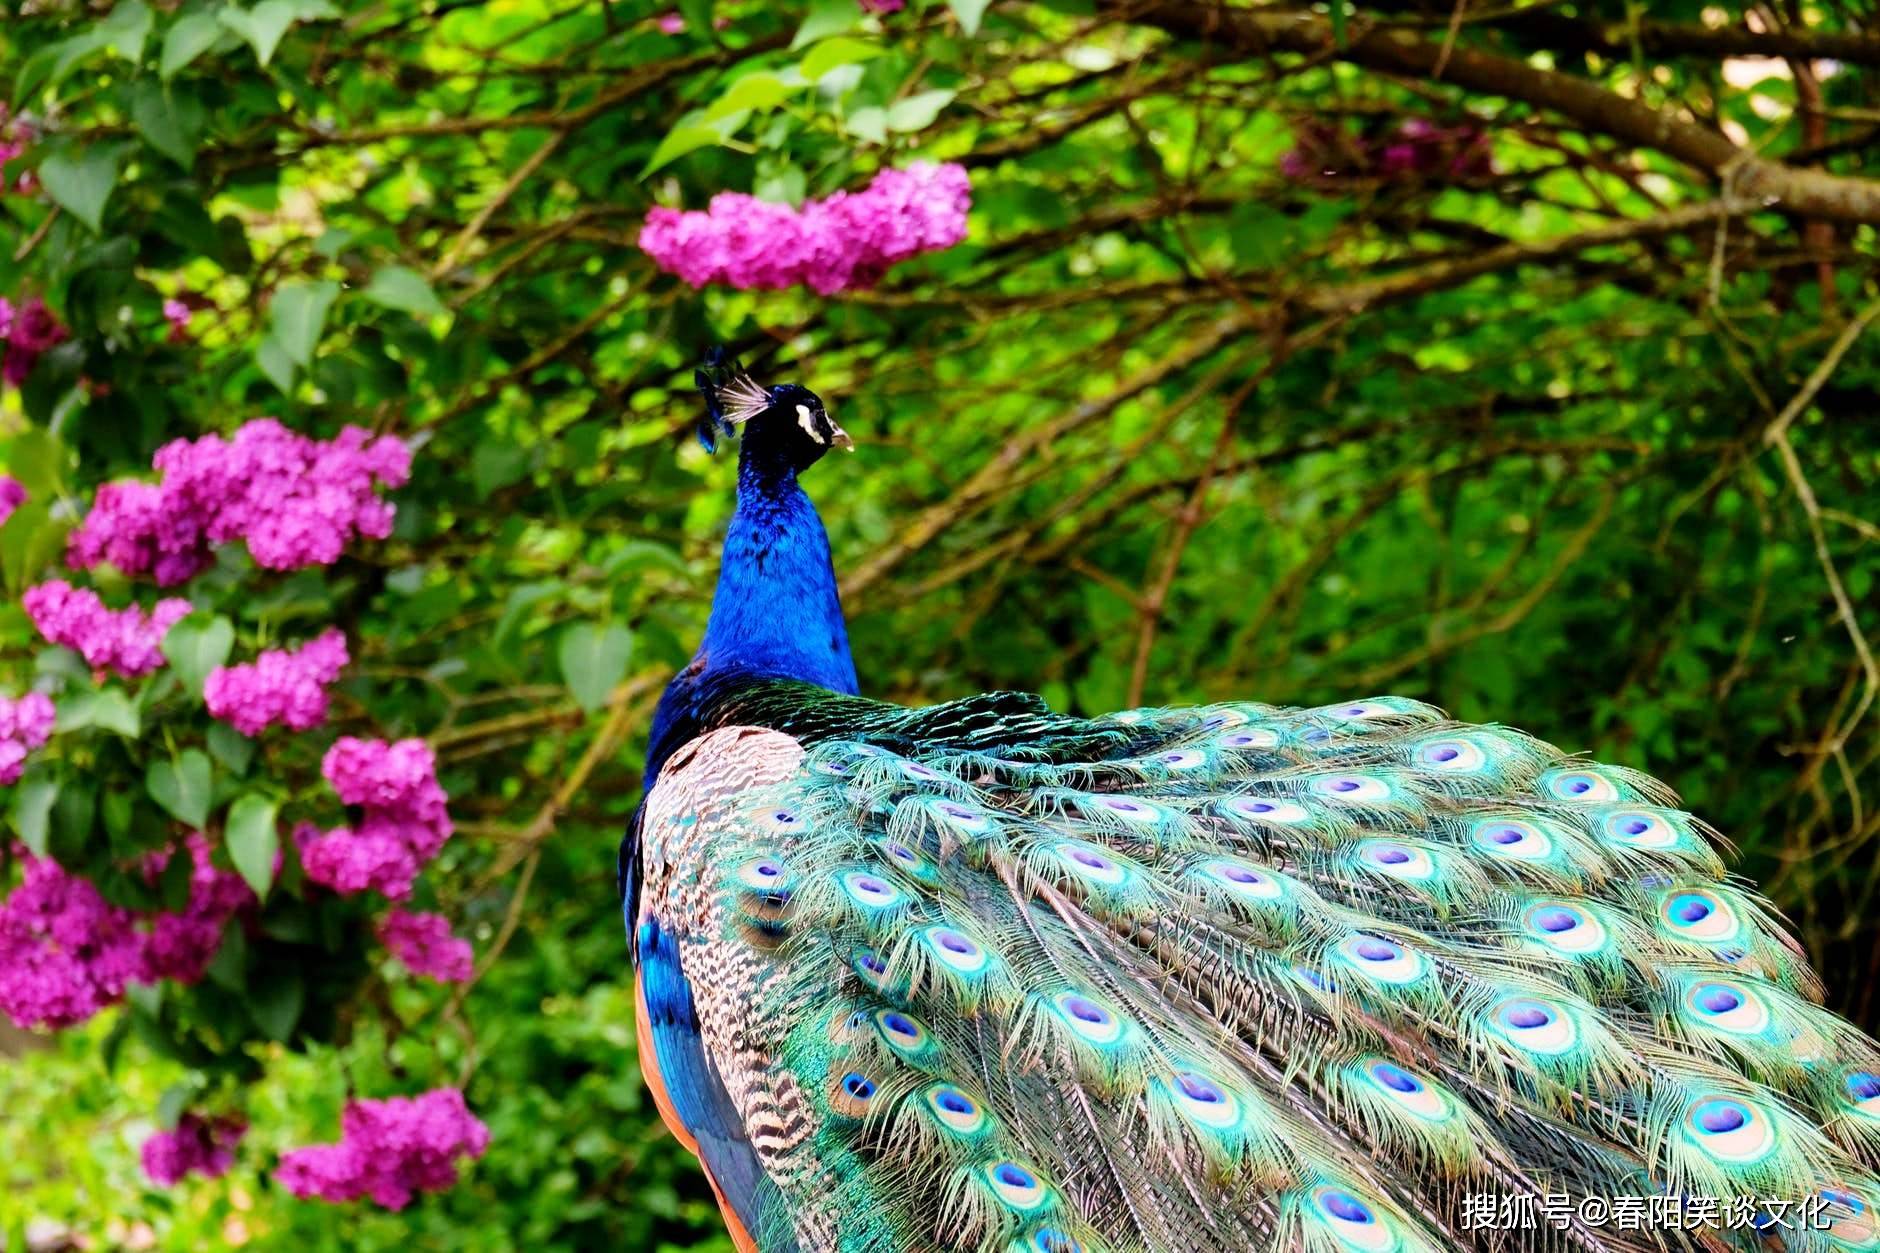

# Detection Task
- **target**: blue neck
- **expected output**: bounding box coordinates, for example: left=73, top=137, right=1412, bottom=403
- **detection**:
left=696, top=455, right=858, bottom=695
left=627, top=442, right=858, bottom=929
left=641, top=449, right=858, bottom=793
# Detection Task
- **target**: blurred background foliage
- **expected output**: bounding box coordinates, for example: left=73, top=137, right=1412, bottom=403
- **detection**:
left=3, top=0, right=1879, bottom=1247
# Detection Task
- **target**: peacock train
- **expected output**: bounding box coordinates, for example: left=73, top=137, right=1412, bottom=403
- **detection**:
left=621, top=353, right=1880, bottom=1253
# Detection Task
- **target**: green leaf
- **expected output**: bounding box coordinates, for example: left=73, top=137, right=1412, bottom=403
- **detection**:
left=100, top=1013, right=132, bottom=1072
left=312, top=227, right=353, bottom=258
left=131, top=79, right=205, bottom=167
left=126, top=980, right=163, bottom=1018
left=472, top=440, right=530, bottom=499
left=14, top=4, right=151, bottom=103
left=224, top=794, right=278, bottom=900
left=50, top=787, right=95, bottom=863
left=207, top=722, right=255, bottom=776
left=161, top=613, right=234, bottom=698
left=146, top=750, right=214, bottom=829
left=0, top=503, right=71, bottom=596
left=156, top=1081, right=194, bottom=1131
left=886, top=89, right=955, bottom=133
left=256, top=334, right=296, bottom=394
left=7, top=426, right=68, bottom=499
left=801, top=36, right=882, bottom=81
left=249, top=970, right=303, bottom=1041
left=158, top=851, right=193, bottom=911
left=100, top=2, right=157, bottom=64
left=206, top=920, right=247, bottom=991
left=162, top=10, right=225, bottom=79
left=16, top=35, right=105, bottom=105
left=55, top=690, right=141, bottom=738
left=640, top=125, right=724, bottom=178
left=1227, top=204, right=1294, bottom=267
left=949, top=0, right=992, bottom=36
left=676, top=0, right=713, bottom=37
left=846, top=106, right=888, bottom=146
left=601, top=540, right=691, bottom=579
left=269, top=280, right=339, bottom=367
left=362, top=265, right=445, bottom=319
left=10, top=778, right=59, bottom=858
left=103, top=789, right=135, bottom=843
left=706, top=72, right=799, bottom=121
left=753, top=162, right=808, bottom=207
left=97, top=691, right=142, bottom=738
left=558, top=622, right=632, bottom=713
left=219, top=0, right=306, bottom=67
left=792, top=0, right=860, bottom=48
left=38, top=146, right=122, bottom=233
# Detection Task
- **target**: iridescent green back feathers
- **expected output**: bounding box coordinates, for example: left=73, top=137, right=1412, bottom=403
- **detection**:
left=637, top=696, right=1880, bottom=1253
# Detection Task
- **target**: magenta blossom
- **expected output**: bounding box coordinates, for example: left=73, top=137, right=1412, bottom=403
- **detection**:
left=0, top=297, right=67, bottom=390
left=142, top=1114, right=247, bottom=1186
left=142, top=834, right=257, bottom=985
left=0, top=475, right=25, bottom=525
left=22, top=579, right=193, bottom=678
left=205, top=628, right=349, bottom=736
left=277, top=1088, right=490, bottom=1209
left=297, top=738, right=453, bottom=900
left=0, top=836, right=253, bottom=1030
left=67, top=418, right=411, bottom=586
left=0, top=852, right=147, bottom=1029
left=0, top=691, right=54, bottom=785
left=859, top=0, right=904, bottom=11
left=163, top=298, right=193, bottom=343
left=638, top=161, right=971, bottom=294
left=376, top=908, right=473, bottom=983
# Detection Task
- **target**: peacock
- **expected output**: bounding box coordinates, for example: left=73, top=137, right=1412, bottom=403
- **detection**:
left=622, top=353, right=1880, bottom=1253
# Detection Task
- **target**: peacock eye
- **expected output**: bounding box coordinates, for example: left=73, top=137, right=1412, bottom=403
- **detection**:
left=796, top=403, right=823, bottom=442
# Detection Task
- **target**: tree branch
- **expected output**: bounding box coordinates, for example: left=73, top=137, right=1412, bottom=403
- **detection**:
left=1116, top=1, right=1880, bottom=225
left=1489, top=10, right=1880, bottom=70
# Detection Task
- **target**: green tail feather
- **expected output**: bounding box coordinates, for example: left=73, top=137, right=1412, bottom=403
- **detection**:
left=635, top=691, right=1880, bottom=1252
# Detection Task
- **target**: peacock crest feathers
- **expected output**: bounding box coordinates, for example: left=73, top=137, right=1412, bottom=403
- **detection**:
left=637, top=699, right=1880, bottom=1252
left=693, top=348, right=776, bottom=451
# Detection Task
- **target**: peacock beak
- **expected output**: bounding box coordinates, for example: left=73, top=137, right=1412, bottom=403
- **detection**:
left=829, top=422, right=855, bottom=452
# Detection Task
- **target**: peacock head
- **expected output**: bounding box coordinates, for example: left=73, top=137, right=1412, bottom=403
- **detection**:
left=693, top=349, right=852, bottom=472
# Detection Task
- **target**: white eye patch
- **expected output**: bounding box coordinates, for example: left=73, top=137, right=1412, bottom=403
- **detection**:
left=796, top=403, right=824, bottom=442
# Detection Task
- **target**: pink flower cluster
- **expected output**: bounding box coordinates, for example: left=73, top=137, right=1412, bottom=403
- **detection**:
left=142, top=1114, right=247, bottom=1186
left=143, top=835, right=254, bottom=985
left=0, top=475, right=25, bottom=525
left=67, top=418, right=412, bottom=586
left=0, top=297, right=67, bottom=389
left=277, top=1088, right=489, bottom=1210
left=0, top=852, right=146, bottom=1029
left=297, top=738, right=452, bottom=900
left=639, top=161, right=971, bottom=294
left=205, top=628, right=349, bottom=737
left=1281, top=117, right=1494, bottom=185
left=858, top=0, right=904, bottom=11
left=163, top=298, right=193, bottom=343
left=375, top=908, right=472, bottom=983
left=0, top=692, right=54, bottom=785
left=23, top=580, right=193, bottom=679
left=0, top=839, right=254, bottom=1030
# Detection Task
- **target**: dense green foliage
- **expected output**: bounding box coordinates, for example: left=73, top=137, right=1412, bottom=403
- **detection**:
left=3, top=0, right=1879, bottom=1247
